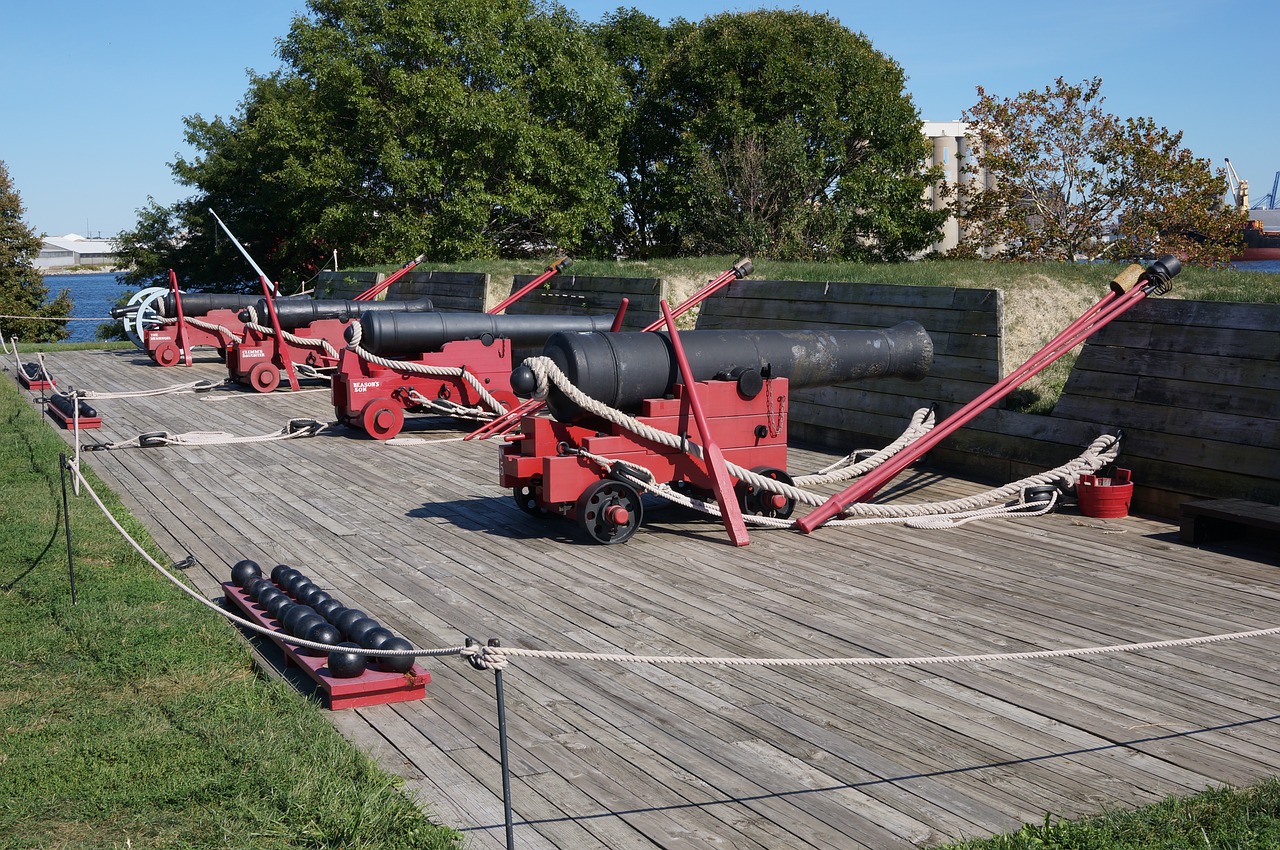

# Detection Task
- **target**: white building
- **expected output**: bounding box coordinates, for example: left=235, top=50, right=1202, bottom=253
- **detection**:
left=921, top=121, right=988, bottom=255
left=36, top=233, right=119, bottom=269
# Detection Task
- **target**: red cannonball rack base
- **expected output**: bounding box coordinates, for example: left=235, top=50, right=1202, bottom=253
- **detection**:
left=46, top=403, right=102, bottom=430
left=19, top=373, right=55, bottom=392
left=222, top=583, right=431, bottom=710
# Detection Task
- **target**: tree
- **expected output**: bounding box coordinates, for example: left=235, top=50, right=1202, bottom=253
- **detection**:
left=0, top=161, right=72, bottom=343
left=119, top=0, right=625, bottom=291
left=652, top=10, right=946, bottom=261
left=958, top=77, right=1243, bottom=264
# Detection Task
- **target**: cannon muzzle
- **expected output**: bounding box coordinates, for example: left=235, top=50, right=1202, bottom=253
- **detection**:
left=349, top=311, right=620, bottom=357
left=239, top=296, right=435, bottom=329
left=158, top=292, right=261, bottom=318
left=513, top=323, right=933, bottom=422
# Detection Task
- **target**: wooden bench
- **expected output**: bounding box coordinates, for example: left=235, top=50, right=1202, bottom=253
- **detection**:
left=1179, top=498, right=1280, bottom=544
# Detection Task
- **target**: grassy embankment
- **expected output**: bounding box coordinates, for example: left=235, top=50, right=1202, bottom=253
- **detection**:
left=6, top=258, right=1277, bottom=848
left=0, top=375, right=462, bottom=849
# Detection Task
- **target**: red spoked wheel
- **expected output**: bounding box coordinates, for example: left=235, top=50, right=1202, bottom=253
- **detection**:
left=513, top=477, right=545, bottom=516
left=575, top=478, right=643, bottom=544
left=361, top=398, right=404, bottom=441
left=154, top=342, right=180, bottom=367
left=247, top=361, right=281, bottom=394
left=735, top=466, right=796, bottom=519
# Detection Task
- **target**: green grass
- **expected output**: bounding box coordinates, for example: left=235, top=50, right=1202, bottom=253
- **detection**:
left=0, top=374, right=462, bottom=849
left=940, top=780, right=1280, bottom=849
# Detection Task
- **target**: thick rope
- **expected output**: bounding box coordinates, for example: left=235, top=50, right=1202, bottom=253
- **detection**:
left=345, top=322, right=508, bottom=416
left=242, top=306, right=341, bottom=362
left=792, top=407, right=936, bottom=487
left=0, top=313, right=115, bottom=322
left=155, top=314, right=244, bottom=344
left=74, top=379, right=226, bottom=399
left=85, top=418, right=331, bottom=451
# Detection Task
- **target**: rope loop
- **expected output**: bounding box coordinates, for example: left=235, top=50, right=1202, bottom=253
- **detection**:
left=463, top=639, right=510, bottom=671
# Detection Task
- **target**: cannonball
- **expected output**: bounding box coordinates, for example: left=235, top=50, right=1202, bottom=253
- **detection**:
left=344, top=617, right=381, bottom=645
left=360, top=627, right=396, bottom=650
left=375, top=636, right=415, bottom=674
left=290, top=612, right=325, bottom=639
left=286, top=574, right=314, bottom=599
left=315, top=598, right=344, bottom=621
left=265, top=594, right=293, bottom=620
left=282, top=604, right=319, bottom=635
left=269, top=563, right=292, bottom=584
left=297, top=585, right=329, bottom=607
left=242, top=576, right=269, bottom=601
left=327, top=642, right=366, bottom=678
left=273, top=566, right=299, bottom=588
left=332, top=608, right=367, bottom=634
left=256, top=585, right=283, bottom=608
left=230, top=559, right=261, bottom=588
left=303, top=620, right=343, bottom=655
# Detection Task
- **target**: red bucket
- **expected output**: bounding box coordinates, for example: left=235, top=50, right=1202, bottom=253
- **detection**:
left=1076, top=469, right=1133, bottom=518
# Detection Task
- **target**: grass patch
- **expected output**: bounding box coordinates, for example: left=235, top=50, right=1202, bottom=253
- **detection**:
left=940, top=780, right=1280, bottom=848
left=0, top=374, right=461, bottom=849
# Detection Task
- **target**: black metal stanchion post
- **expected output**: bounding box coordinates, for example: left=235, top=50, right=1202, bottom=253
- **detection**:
left=468, top=637, right=517, bottom=850
left=59, top=453, right=77, bottom=605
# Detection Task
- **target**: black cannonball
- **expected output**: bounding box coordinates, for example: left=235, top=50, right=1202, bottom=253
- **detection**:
left=375, top=636, right=415, bottom=673
left=290, top=612, right=325, bottom=639
left=327, top=642, right=366, bottom=678
left=243, top=576, right=269, bottom=601
left=297, top=585, right=329, bottom=607
left=345, top=617, right=381, bottom=645
left=256, top=584, right=283, bottom=607
left=270, top=563, right=292, bottom=584
left=304, top=620, right=343, bottom=655
left=332, top=608, right=368, bottom=634
left=286, top=574, right=314, bottom=599
left=273, top=567, right=299, bottom=588
left=359, top=627, right=395, bottom=650
left=265, top=594, right=293, bottom=620
left=230, top=559, right=261, bottom=588
left=282, top=604, right=319, bottom=635
left=315, top=598, right=344, bottom=621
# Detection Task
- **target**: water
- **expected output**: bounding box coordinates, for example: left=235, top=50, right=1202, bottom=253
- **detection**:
left=43, top=272, right=130, bottom=342
left=1231, top=260, right=1280, bottom=274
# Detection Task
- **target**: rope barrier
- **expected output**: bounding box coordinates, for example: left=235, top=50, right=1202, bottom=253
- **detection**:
left=73, top=379, right=226, bottom=400
left=61, top=420, right=1280, bottom=677
left=82, top=418, right=333, bottom=451
left=0, top=313, right=113, bottom=321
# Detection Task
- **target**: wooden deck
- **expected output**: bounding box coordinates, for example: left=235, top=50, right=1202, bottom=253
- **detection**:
left=28, top=348, right=1280, bottom=850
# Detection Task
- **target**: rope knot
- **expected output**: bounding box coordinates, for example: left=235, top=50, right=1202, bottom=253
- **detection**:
left=462, top=639, right=510, bottom=671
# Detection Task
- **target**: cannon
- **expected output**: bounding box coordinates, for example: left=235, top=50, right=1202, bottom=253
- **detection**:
left=226, top=297, right=435, bottom=393
left=332, top=310, right=621, bottom=439
left=499, top=322, right=933, bottom=544
left=143, top=287, right=260, bottom=367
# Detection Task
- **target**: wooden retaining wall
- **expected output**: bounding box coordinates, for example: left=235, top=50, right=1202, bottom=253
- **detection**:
left=390, top=271, right=489, bottom=311
left=696, top=279, right=1005, bottom=454
left=311, top=270, right=383, bottom=299
left=502, top=274, right=667, bottom=330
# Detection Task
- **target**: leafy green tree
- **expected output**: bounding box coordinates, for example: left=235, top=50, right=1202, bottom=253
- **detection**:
left=0, top=162, right=72, bottom=343
left=652, top=10, right=946, bottom=260
left=119, top=0, right=625, bottom=291
left=958, top=76, right=1243, bottom=264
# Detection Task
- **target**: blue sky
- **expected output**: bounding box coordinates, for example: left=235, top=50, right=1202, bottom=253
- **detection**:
left=3, top=0, right=1275, bottom=238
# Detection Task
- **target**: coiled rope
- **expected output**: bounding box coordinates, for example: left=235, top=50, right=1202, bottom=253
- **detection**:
left=345, top=322, right=508, bottom=417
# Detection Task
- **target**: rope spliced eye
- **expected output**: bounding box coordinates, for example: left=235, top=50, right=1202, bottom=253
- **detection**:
left=138, top=432, right=169, bottom=448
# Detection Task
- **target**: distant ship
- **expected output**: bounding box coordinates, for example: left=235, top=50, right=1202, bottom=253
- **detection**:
left=1238, top=212, right=1280, bottom=261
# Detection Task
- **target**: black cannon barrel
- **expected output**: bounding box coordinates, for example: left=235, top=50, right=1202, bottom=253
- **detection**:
left=158, top=292, right=262, bottom=318
left=350, top=311, right=619, bottom=357
left=512, top=323, right=933, bottom=422
left=240, top=296, right=435, bottom=329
